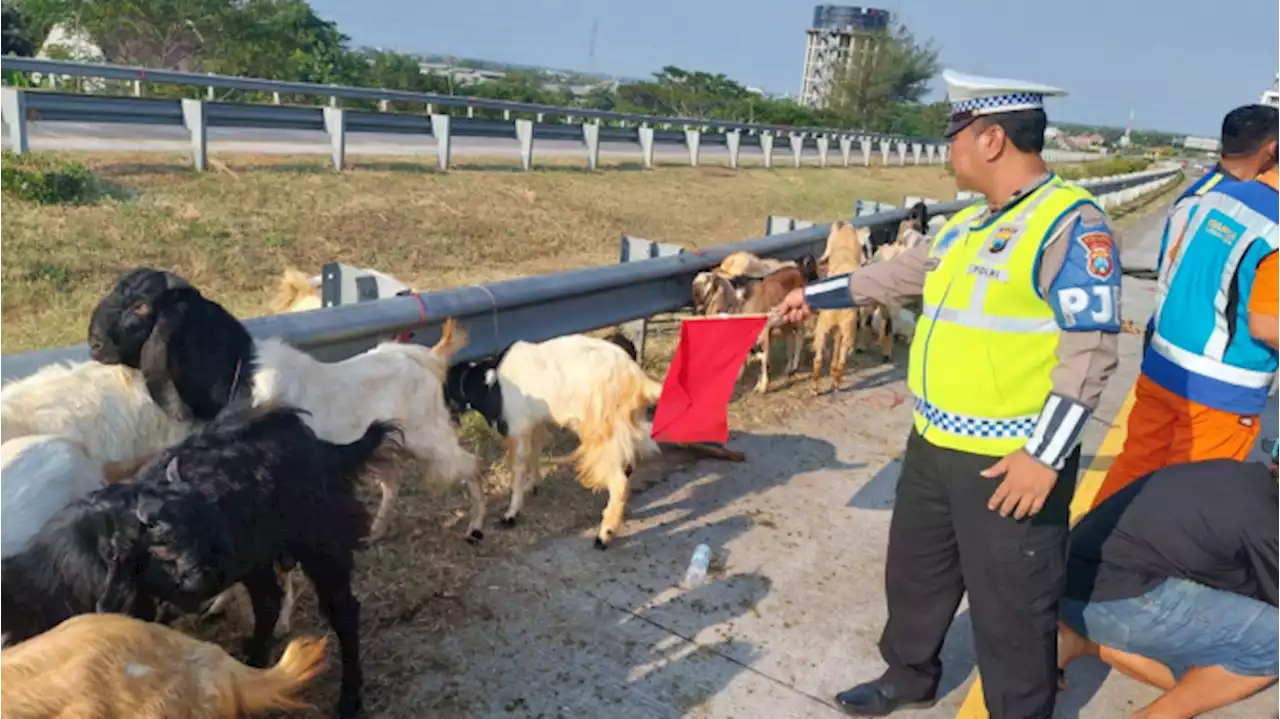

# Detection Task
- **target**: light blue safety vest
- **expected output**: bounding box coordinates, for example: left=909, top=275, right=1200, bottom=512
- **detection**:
left=1146, top=178, right=1279, bottom=415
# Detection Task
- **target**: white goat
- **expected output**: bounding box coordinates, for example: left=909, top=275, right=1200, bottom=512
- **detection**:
left=0, top=436, right=102, bottom=558
left=0, top=361, right=193, bottom=558
left=446, top=335, right=663, bottom=548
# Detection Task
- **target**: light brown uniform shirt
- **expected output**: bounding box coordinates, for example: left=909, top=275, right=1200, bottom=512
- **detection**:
left=848, top=174, right=1120, bottom=411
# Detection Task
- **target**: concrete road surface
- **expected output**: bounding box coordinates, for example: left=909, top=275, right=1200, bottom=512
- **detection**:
left=367, top=203, right=1276, bottom=718
left=2, top=121, right=894, bottom=165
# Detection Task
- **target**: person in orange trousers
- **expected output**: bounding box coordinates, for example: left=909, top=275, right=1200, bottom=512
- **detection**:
left=1095, top=129, right=1279, bottom=509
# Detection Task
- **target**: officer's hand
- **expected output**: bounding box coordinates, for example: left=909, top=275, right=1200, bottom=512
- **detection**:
left=777, top=288, right=812, bottom=324
left=982, top=450, right=1057, bottom=520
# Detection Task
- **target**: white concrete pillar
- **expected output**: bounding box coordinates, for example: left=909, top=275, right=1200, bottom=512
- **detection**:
left=1, top=88, right=29, bottom=154
left=925, top=145, right=936, bottom=164
left=860, top=137, right=872, bottom=167
left=582, top=122, right=601, bottom=170
left=839, top=135, right=853, bottom=167
left=516, top=118, right=534, bottom=171
left=503, top=109, right=511, bottom=121
left=939, top=144, right=949, bottom=165
left=322, top=106, right=346, bottom=171
left=638, top=126, right=655, bottom=168
left=896, top=141, right=908, bottom=166
left=911, top=143, right=922, bottom=165
left=880, top=140, right=891, bottom=166
left=133, top=80, right=142, bottom=97
left=272, top=91, right=281, bottom=105
left=761, top=132, right=775, bottom=169
left=789, top=134, right=804, bottom=168
left=726, top=130, right=742, bottom=169
left=685, top=129, right=701, bottom=166
left=466, top=105, right=474, bottom=118
left=181, top=98, right=207, bottom=171
left=816, top=135, right=830, bottom=168
left=430, top=114, right=451, bottom=172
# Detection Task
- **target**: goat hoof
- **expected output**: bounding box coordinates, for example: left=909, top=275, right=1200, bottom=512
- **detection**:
left=465, top=529, right=484, bottom=544
left=593, top=537, right=609, bottom=551
left=499, top=516, right=517, bottom=528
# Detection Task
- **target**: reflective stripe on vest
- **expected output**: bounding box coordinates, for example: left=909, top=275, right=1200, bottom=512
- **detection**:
left=908, top=177, right=1096, bottom=457
left=1146, top=179, right=1280, bottom=414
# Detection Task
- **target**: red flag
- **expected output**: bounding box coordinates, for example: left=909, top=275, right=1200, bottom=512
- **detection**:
left=651, top=315, right=769, bottom=444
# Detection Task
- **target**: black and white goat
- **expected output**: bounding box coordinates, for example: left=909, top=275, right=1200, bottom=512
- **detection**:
left=86, top=268, right=481, bottom=543
left=445, top=334, right=663, bottom=548
left=0, top=404, right=400, bottom=719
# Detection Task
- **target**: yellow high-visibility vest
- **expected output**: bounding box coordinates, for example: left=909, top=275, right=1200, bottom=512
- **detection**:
left=907, top=176, right=1099, bottom=456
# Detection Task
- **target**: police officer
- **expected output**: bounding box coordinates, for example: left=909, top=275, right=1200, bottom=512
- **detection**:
left=778, top=70, right=1123, bottom=718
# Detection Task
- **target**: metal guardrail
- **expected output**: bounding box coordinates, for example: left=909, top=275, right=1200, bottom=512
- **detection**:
left=2, top=56, right=939, bottom=143
left=1, top=88, right=950, bottom=172
left=0, top=167, right=1183, bottom=383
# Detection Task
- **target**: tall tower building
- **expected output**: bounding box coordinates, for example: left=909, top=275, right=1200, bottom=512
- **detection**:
left=799, top=5, right=891, bottom=109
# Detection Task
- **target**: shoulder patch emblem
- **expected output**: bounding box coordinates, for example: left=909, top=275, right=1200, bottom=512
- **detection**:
left=1079, top=232, right=1115, bottom=280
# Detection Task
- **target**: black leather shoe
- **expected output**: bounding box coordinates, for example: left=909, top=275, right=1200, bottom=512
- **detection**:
left=834, top=680, right=935, bottom=716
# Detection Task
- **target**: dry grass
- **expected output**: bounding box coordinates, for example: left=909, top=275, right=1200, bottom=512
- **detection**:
left=1, top=151, right=952, bottom=716
left=1, top=151, right=958, bottom=353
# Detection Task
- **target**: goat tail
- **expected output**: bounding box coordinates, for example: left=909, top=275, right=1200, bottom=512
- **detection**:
left=220, top=635, right=329, bottom=714
left=430, top=317, right=470, bottom=363
left=271, top=268, right=317, bottom=313
left=330, top=420, right=408, bottom=483
left=572, top=367, right=659, bottom=492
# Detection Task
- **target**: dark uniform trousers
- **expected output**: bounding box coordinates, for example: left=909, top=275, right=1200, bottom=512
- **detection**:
left=880, top=430, right=1079, bottom=719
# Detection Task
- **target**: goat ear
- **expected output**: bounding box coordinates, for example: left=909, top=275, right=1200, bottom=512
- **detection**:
left=139, top=306, right=195, bottom=423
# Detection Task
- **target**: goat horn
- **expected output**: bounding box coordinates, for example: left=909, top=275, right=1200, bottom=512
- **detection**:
left=165, top=457, right=181, bottom=483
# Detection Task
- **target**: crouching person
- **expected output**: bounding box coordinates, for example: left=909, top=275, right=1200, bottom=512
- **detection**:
left=1058, top=453, right=1278, bottom=719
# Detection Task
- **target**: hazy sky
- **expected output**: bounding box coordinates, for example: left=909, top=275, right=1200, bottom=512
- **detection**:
left=310, top=0, right=1278, bottom=136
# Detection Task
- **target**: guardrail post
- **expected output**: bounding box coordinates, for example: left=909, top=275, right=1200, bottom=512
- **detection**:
left=684, top=129, right=701, bottom=167
left=726, top=130, right=741, bottom=169
left=272, top=91, right=281, bottom=105
left=582, top=122, right=600, bottom=170
left=565, top=115, right=575, bottom=124
left=426, top=103, right=434, bottom=114
left=838, top=136, right=852, bottom=167
left=430, top=114, right=452, bottom=172
left=880, top=139, right=891, bottom=166
left=638, top=126, right=655, bottom=169
left=859, top=137, right=872, bottom=167
left=761, top=132, right=774, bottom=169
left=896, top=141, right=907, bottom=166
left=816, top=135, right=830, bottom=168
left=323, top=106, right=346, bottom=172
left=925, top=145, right=936, bottom=164
left=789, top=134, right=804, bottom=168
left=133, top=80, right=142, bottom=97
left=503, top=109, right=511, bottom=121
left=205, top=75, right=214, bottom=100
left=466, top=106, right=474, bottom=118
left=1, top=88, right=29, bottom=154
left=378, top=99, right=389, bottom=112
left=911, top=143, right=922, bottom=165
left=180, top=99, right=207, bottom=171
left=535, top=112, right=544, bottom=122
left=516, top=118, right=535, bottom=171
left=939, top=144, right=948, bottom=165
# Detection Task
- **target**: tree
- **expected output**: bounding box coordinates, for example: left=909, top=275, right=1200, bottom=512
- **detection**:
left=824, top=22, right=940, bottom=133
left=3, top=4, right=34, bottom=56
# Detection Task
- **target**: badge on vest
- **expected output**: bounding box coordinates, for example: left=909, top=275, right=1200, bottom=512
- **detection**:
left=1078, top=232, right=1115, bottom=280
left=987, top=226, right=1018, bottom=254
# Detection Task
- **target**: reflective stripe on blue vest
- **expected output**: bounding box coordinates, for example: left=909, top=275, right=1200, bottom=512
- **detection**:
left=1146, top=179, right=1279, bottom=415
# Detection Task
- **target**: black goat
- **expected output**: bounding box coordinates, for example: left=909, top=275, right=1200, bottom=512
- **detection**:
left=0, top=403, right=401, bottom=718
left=88, top=267, right=255, bottom=422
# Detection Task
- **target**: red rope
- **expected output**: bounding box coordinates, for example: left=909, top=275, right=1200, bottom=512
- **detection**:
left=394, top=293, right=429, bottom=343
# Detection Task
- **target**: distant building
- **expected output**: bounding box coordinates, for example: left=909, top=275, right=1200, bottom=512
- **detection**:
left=799, top=5, right=891, bottom=109
left=1262, top=73, right=1279, bottom=108
left=1183, top=135, right=1221, bottom=153
left=1062, top=133, right=1106, bottom=151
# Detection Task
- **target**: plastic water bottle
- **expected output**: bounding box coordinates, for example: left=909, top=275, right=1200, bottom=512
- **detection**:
left=683, top=544, right=712, bottom=589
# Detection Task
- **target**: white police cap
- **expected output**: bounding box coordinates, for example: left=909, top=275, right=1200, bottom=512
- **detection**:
left=943, top=69, right=1067, bottom=137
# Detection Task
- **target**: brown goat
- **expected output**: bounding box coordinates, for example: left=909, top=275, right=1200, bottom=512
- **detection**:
left=1, top=613, right=328, bottom=719
left=690, top=265, right=806, bottom=393
left=811, top=221, right=867, bottom=394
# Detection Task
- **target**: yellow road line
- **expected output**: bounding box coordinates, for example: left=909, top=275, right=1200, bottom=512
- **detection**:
left=953, top=385, right=1138, bottom=719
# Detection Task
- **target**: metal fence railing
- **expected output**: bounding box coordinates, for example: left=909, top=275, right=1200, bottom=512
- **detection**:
left=0, top=166, right=1183, bottom=383
left=0, top=58, right=1108, bottom=170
